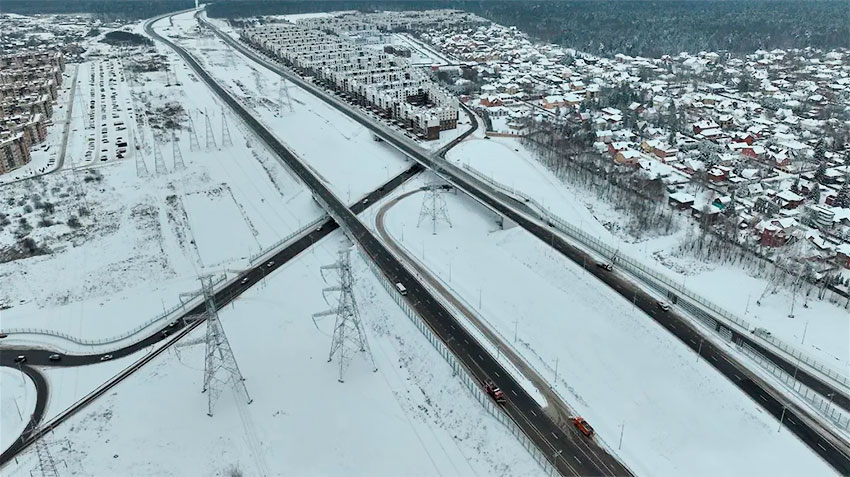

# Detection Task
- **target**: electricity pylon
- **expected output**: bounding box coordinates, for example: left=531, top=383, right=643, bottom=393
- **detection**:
left=152, top=135, right=168, bottom=175
left=203, top=108, right=217, bottom=150
left=171, top=131, right=186, bottom=170
left=313, top=249, right=377, bottom=383
left=418, top=183, right=453, bottom=235
left=187, top=112, right=201, bottom=152
left=221, top=106, right=233, bottom=148
left=200, top=274, right=252, bottom=416
left=277, top=78, right=293, bottom=116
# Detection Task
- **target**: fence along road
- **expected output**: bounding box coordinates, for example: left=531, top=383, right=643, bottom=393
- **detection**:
left=199, top=16, right=850, bottom=472
left=207, top=11, right=850, bottom=413
left=155, top=11, right=633, bottom=477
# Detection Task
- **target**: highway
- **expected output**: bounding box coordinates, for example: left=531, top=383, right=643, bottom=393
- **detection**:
left=211, top=14, right=850, bottom=415
left=0, top=161, right=422, bottom=466
left=149, top=12, right=632, bottom=477
left=202, top=16, right=850, bottom=473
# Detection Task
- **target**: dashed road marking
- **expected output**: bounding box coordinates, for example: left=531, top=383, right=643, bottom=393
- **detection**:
left=818, top=443, right=827, bottom=452
left=573, top=456, right=582, bottom=465
left=511, top=389, right=518, bottom=396
left=759, top=394, right=767, bottom=402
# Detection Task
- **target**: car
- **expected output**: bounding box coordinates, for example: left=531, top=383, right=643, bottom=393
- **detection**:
left=241, top=277, right=250, bottom=284
left=49, top=354, right=61, bottom=361
left=0, top=333, right=7, bottom=339
left=266, top=261, right=275, bottom=268
left=572, top=417, right=595, bottom=437
left=362, top=198, right=369, bottom=204
left=596, top=262, right=613, bottom=271
left=14, top=355, right=26, bottom=363
left=100, top=354, right=113, bottom=361
left=484, top=379, right=506, bottom=404
left=484, top=136, right=491, bottom=140
left=657, top=301, right=671, bottom=311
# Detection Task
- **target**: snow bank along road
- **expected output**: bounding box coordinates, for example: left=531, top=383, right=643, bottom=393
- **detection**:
left=207, top=8, right=850, bottom=417
left=203, top=13, right=850, bottom=473
left=152, top=10, right=631, bottom=477
left=0, top=157, right=422, bottom=466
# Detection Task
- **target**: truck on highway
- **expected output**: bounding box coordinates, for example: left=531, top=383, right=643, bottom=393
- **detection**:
left=571, top=417, right=595, bottom=437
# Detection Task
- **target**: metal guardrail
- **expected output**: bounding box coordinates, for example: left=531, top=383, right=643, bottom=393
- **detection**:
left=739, top=341, right=850, bottom=432
left=461, top=163, right=850, bottom=390
left=356, top=246, right=560, bottom=476
left=0, top=275, right=225, bottom=347
left=1, top=218, right=326, bottom=348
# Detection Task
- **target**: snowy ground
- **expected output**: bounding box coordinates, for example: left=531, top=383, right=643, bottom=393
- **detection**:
left=0, top=20, right=323, bottom=337
left=446, top=135, right=850, bottom=372
left=2, top=230, right=540, bottom=477
left=0, top=367, right=37, bottom=453
left=373, top=174, right=837, bottom=477
left=162, top=11, right=414, bottom=203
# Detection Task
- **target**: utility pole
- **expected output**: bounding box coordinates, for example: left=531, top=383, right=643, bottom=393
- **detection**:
left=200, top=274, right=252, bottom=417
left=312, top=249, right=377, bottom=383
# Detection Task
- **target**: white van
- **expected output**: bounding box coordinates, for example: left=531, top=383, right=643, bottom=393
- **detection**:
left=395, top=282, right=408, bottom=296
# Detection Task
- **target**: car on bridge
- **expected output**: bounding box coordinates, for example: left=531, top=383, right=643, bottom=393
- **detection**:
left=49, top=354, right=61, bottom=361
left=596, top=262, right=613, bottom=271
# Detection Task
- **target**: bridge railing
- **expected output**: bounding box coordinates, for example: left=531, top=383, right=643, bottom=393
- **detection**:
left=1, top=218, right=326, bottom=349
left=460, top=163, right=850, bottom=391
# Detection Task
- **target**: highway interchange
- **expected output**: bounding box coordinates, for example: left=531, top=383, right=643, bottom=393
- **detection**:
left=1, top=8, right=848, bottom=476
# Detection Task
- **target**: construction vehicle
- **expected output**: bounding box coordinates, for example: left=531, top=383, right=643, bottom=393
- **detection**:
left=571, top=417, right=595, bottom=437
left=484, top=379, right=506, bottom=404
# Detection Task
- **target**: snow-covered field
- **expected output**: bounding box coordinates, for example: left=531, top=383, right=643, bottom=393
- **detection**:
left=0, top=21, right=323, bottom=336
left=446, top=135, right=850, bottom=372
left=373, top=175, right=837, bottom=477
left=161, top=11, right=414, bottom=203
left=3, top=231, right=540, bottom=477
left=0, top=367, right=36, bottom=453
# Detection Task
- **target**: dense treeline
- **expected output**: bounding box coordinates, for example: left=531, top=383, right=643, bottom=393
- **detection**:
left=1, top=1, right=193, bottom=20
left=206, top=0, right=849, bottom=57
left=7, top=1, right=846, bottom=56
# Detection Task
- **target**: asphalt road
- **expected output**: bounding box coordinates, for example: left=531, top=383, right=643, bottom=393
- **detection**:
left=210, top=21, right=850, bottom=473
left=214, top=16, right=850, bottom=417
left=0, top=158, right=422, bottom=465
left=155, top=13, right=632, bottom=477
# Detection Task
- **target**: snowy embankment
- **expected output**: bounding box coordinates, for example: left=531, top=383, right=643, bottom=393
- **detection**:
left=446, top=136, right=849, bottom=373
left=378, top=176, right=836, bottom=477
left=0, top=367, right=36, bottom=453
left=2, top=230, right=540, bottom=477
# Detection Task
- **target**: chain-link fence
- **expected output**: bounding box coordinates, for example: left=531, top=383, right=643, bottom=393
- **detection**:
left=460, top=163, right=850, bottom=391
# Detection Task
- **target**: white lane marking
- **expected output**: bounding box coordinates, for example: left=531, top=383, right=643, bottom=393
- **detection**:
left=710, top=355, right=718, bottom=362
left=670, top=323, right=676, bottom=329
left=787, top=417, right=796, bottom=425
left=530, top=410, right=537, bottom=416
left=818, top=443, right=827, bottom=452
left=733, top=374, right=742, bottom=380
left=759, top=394, right=767, bottom=402
left=494, top=371, right=500, bottom=377
left=551, top=432, right=559, bottom=439
left=573, top=456, right=582, bottom=465
left=511, top=389, right=518, bottom=396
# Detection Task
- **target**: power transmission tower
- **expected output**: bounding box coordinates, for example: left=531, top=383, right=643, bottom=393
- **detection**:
left=171, top=131, right=186, bottom=170
left=277, top=78, right=293, bottom=116
left=417, top=183, right=453, bottom=235
left=152, top=135, right=168, bottom=175
left=220, top=106, right=233, bottom=148
left=200, top=274, right=252, bottom=417
left=187, top=112, right=201, bottom=152
left=31, top=427, right=65, bottom=477
left=203, top=108, right=217, bottom=150
left=313, top=249, right=377, bottom=383
left=134, top=151, right=149, bottom=177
